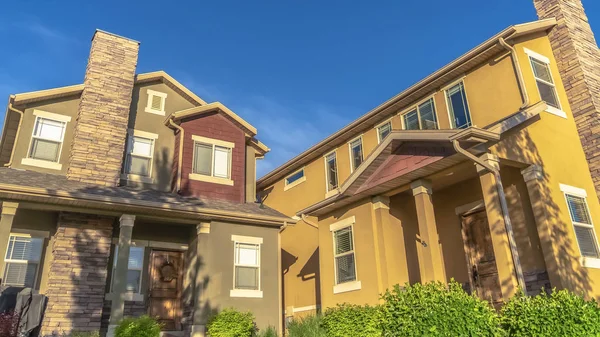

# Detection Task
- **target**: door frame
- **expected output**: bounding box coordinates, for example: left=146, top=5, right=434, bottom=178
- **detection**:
left=148, top=248, right=185, bottom=331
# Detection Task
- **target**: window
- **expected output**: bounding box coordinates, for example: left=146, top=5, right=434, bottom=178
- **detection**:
left=528, top=53, right=560, bottom=110
left=193, top=142, right=232, bottom=179
left=325, top=152, right=338, bottom=192
left=377, top=121, right=392, bottom=143
left=145, top=90, right=168, bottom=115
left=284, top=168, right=306, bottom=191
left=28, top=117, right=66, bottom=162
left=402, top=98, right=438, bottom=130
left=230, top=235, right=263, bottom=298
left=446, top=82, right=472, bottom=129
left=333, top=226, right=356, bottom=284
left=3, top=235, right=43, bottom=288
left=349, top=137, right=364, bottom=172
left=125, top=135, right=154, bottom=177
left=564, top=193, right=600, bottom=259
left=112, top=246, right=144, bottom=293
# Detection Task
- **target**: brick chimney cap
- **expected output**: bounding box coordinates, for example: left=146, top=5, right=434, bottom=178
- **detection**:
left=93, top=29, right=140, bottom=44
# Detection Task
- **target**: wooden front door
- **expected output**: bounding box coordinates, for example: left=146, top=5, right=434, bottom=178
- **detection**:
left=148, top=249, right=184, bottom=331
left=461, top=209, right=503, bottom=308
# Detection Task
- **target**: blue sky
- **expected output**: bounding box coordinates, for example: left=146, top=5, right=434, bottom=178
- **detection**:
left=1, top=1, right=599, bottom=177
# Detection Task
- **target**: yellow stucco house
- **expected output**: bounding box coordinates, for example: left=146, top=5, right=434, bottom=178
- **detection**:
left=257, top=0, right=600, bottom=319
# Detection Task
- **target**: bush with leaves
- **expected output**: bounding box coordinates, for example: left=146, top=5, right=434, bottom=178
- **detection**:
left=207, top=308, right=257, bottom=337
left=379, top=281, right=504, bottom=337
left=321, top=303, right=381, bottom=337
left=286, top=315, right=326, bottom=337
left=62, top=332, right=100, bottom=337
left=501, top=289, right=600, bottom=336
left=257, top=325, right=278, bottom=337
left=115, top=315, right=161, bottom=337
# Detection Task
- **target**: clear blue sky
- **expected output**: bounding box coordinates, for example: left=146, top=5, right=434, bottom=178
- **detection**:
left=1, top=0, right=599, bottom=177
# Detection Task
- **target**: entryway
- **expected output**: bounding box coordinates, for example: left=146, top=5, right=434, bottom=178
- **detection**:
left=148, top=249, right=184, bottom=332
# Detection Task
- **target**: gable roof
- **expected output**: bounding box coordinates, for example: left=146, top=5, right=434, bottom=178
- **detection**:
left=168, top=102, right=258, bottom=136
left=256, top=18, right=557, bottom=189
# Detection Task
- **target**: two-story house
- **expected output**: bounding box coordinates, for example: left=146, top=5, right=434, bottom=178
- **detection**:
left=259, top=1, right=600, bottom=320
left=0, top=30, right=292, bottom=337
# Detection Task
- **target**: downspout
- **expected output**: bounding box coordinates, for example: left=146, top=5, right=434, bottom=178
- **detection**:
left=168, top=119, right=184, bottom=193
left=499, top=37, right=530, bottom=109
left=4, top=97, right=24, bottom=167
left=301, top=214, right=319, bottom=229
left=451, top=139, right=526, bottom=292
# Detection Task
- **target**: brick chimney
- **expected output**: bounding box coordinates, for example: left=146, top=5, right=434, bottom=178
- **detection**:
left=534, top=0, right=600, bottom=195
left=67, top=30, right=140, bottom=186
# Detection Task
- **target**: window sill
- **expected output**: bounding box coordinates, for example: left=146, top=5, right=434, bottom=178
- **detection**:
left=21, top=158, right=62, bottom=170
left=105, top=292, right=144, bottom=302
left=545, top=106, right=567, bottom=119
left=284, top=176, right=306, bottom=191
left=144, top=107, right=166, bottom=116
left=325, top=189, right=339, bottom=199
left=121, top=173, right=154, bottom=184
left=580, top=257, right=600, bottom=269
left=189, top=173, right=234, bottom=186
left=230, top=289, right=263, bottom=298
left=333, top=280, right=362, bottom=294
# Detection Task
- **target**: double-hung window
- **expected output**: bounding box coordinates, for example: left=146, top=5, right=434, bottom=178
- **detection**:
left=333, top=226, right=356, bottom=284
left=112, top=246, right=145, bottom=293
left=325, top=152, right=338, bottom=192
left=349, top=137, right=364, bottom=172
left=231, top=235, right=263, bottom=298
left=28, top=115, right=68, bottom=163
left=377, top=121, right=392, bottom=143
left=526, top=49, right=561, bottom=113
left=446, top=82, right=472, bottom=129
left=125, top=131, right=157, bottom=178
left=191, top=136, right=234, bottom=185
left=3, top=234, right=43, bottom=288
left=402, top=98, right=438, bottom=130
left=561, top=185, right=600, bottom=259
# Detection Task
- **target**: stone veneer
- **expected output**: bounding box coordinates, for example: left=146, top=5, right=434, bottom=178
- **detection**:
left=67, top=30, right=139, bottom=186
left=41, top=213, right=114, bottom=336
left=534, top=0, right=600, bottom=196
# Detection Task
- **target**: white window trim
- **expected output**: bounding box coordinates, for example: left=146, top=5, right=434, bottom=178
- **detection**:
left=375, top=119, right=393, bottom=144
left=32, top=110, right=72, bottom=123
left=348, top=135, right=364, bottom=173
left=398, top=95, right=439, bottom=131
left=333, top=280, right=362, bottom=294
left=124, top=129, right=156, bottom=180
left=189, top=173, right=234, bottom=186
left=230, top=235, right=263, bottom=298
left=24, top=113, right=70, bottom=169
left=329, top=216, right=356, bottom=232
left=284, top=167, right=306, bottom=191
left=191, top=135, right=235, bottom=149
left=324, top=150, right=339, bottom=196
left=444, top=80, right=473, bottom=129
left=330, top=216, right=359, bottom=290
left=190, top=135, right=234, bottom=185
left=525, top=48, right=567, bottom=119
left=21, top=158, right=62, bottom=170
left=2, top=233, right=44, bottom=289
left=145, top=89, right=168, bottom=115
left=559, top=184, right=600, bottom=263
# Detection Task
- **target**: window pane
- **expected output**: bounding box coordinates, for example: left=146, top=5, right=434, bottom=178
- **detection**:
left=236, top=243, right=259, bottom=266
left=132, top=137, right=153, bottom=157
left=128, top=247, right=144, bottom=270
left=3, top=262, right=38, bottom=287
left=403, top=110, right=419, bottom=130
left=193, top=143, right=212, bottom=175
left=235, top=266, right=259, bottom=290
left=128, top=156, right=151, bottom=176
left=537, top=81, right=560, bottom=109
left=531, top=58, right=553, bottom=83
left=126, top=270, right=142, bottom=292
left=447, top=83, right=471, bottom=129
left=29, top=138, right=60, bottom=162
left=350, top=139, right=363, bottom=169
left=286, top=170, right=304, bottom=185
left=335, top=254, right=356, bottom=284
left=574, top=226, right=600, bottom=258
left=35, top=118, right=64, bottom=141
left=418, top=99, right=438, bottom=130
left=326, top=153, right=338, bottom=191
left=566, top=195, right=592, bottom=224
left=6, top=237, right=43, bottom=262
left=213, top=146, right=230, bottom=178
left=151, top=95, right=163, bottom=111
left=334, top=227, right=353, bottom=254
left=378, top=122, right=391, bottom=141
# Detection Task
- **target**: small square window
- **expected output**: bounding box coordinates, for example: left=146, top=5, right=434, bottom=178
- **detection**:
left=145, top=90, right=168, bottom=115
left=193, top=142, right=232, bottom=179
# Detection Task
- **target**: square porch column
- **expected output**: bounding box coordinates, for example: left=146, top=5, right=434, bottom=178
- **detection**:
left=192, top=221, right=211, bottom=337
left=370, top=196, right=391, bottom=294
left=0, top=202, right=18, bottom=281
left=411, top=180, right=446, bottom=283
left=476, top=154, right=519, bottom=300
left=108, top=214, right=135, bottom=336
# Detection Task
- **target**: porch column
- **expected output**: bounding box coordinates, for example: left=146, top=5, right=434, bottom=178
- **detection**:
left=0, top=202, right=18, bottom=281
left=108, top=214, right=135, bottom=335
left=370, top=196, right=391, bottom=294
left=476, top=154, right=519, bottom=300
left=411, top=180, right=446, bottom=283
left=521, top=165, right=563, bottom=290
left=192, top=221, right=211, bottom=337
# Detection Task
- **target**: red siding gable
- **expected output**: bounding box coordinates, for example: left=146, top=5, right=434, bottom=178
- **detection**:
left=177, top=112, right=246, bottom=203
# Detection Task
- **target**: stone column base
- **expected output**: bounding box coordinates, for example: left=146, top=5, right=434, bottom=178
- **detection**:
left=107, top=325, right=117, bottom=337
left=191, top=325, right=206, bottom=337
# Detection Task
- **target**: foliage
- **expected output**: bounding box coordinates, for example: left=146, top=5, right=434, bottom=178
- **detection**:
left=257, top=325, right=278, bottom=337
left=286, top=315, right=326, bottom=337
left=379, top=281, right=504, bottom=337
left=501, top=289, right=600, bottom=337
left=62, top=332, right=100, bottom=337
left=115, top=315, right=161, bottom=337
left=207, top=308, right=257, bottom=337
left=0, top=311, right=18, bottom=337
left=321, top=303, right=381, bottom=337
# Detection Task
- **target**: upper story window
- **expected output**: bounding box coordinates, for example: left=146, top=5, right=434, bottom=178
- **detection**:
left=525, top=48, right=562, bottom=115
left=3, top=234, right=43, bottom=288
left=349, top=137, right=364, bottom=172
left=446, top=82, right=472, bottom=129
left=231, top=235, right=263, bottom=298
left=145, top=89, right=168, bottom=115
left=560, top=184, right=600, bottom=259
left=124, top=130, right=157, bottom=181
left=377, top=121, right=392, bottom=143
left=325, top=151, right=338, bottom=193
left=111, top=246, right=145, bottom=293
left=401, top=98, right=438, bottom=130
left=284, top=168, right=306, bottom=191
left=190, top=135, right=234, bottom=186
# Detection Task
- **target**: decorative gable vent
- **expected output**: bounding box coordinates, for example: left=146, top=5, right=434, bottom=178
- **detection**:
left=145, top=89, right=167, bottom=115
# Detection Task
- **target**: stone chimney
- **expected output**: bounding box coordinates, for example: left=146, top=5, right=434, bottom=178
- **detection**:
left=67, top=30, right=140, bottom=186
left=534, top=0, right=600, bottom=195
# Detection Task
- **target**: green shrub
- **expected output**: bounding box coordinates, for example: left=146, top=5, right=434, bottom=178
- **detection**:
left=207, top=308, right=257, bottom=337
left=66, top=333, right=100, bottom=337
left=257, top=325, right=278, bottom=337
left=379, top=281, right=504, bottom=337
left=501, top=289, right=600, bottom=336
left=321, top=303, right=381, bottom=337
left=287, top=315, right=326, bottom=337
left=115, top=315, right=161, bottom=337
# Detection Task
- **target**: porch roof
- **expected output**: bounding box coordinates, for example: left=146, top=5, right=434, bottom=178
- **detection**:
left=0, top=167, right=292, bottom=227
